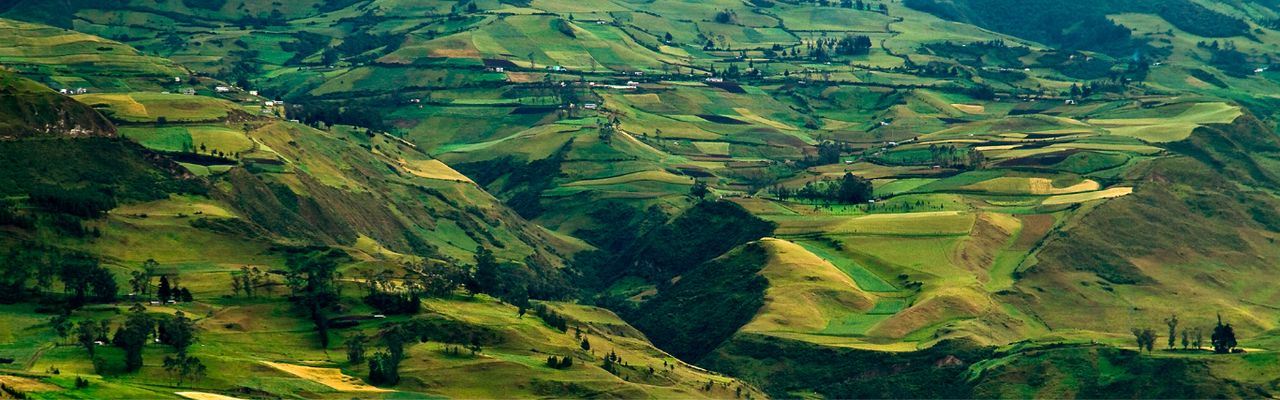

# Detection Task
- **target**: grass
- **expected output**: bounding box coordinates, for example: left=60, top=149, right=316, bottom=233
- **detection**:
left=742, top=239, right=875, bottom=335
left=75, top=93, right=238, bottom=123
left=1089, top=102, right=1242, bottom=142
left=1041, top=186, right=1134, bottom=205
left=795, top=240, right=898, bottom=292
left=3, top=1, right=1278, bottom=396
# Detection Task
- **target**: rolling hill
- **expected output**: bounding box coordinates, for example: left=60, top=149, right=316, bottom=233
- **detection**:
left=2, top=0, right=1280, bottom=398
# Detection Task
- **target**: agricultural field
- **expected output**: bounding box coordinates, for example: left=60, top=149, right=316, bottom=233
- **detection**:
left=3, top=0, right=1280, bottom=398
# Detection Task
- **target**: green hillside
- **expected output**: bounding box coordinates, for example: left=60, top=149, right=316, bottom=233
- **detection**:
left=2, top=0, right=1280, bottom=398
left=0, top=71, right=115, bottom=138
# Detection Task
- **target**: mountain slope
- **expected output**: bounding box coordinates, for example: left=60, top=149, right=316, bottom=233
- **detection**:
left=3, top=1, right=1280, bottom=398
left=0, top=71, right=114, bottom=138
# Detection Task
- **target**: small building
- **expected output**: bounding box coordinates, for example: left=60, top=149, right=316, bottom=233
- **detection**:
left=248, top=90, right=259, bottom=96
left=181, top=88, right=196, bottom=95
left=264, top=101, right=276, bottom=107
left=705, top=77, right=724, bottom=83
left=583, top=103, right=598, bottom=110
left=1065, top=99, right=1078, bottom=105
left=215, top=86, right=232, bottom=93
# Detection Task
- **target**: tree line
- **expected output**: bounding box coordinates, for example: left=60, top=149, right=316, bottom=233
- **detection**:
left=769, top=172, right=874, bottom=205
left=1132, top=314, right=1239, bottom=354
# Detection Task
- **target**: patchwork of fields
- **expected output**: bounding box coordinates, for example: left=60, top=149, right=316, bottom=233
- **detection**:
left=3, top=0, right=1280, bottom=397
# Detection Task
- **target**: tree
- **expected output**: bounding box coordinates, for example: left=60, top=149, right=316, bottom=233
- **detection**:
left=836, top=172, right=873, bottom=204
left=141, top=259, right=159, bottom=297
left=158, top=275, right=172, bottom=302
left=50, top=314, right=71, bottom=344
left=1164, top=314, right=1178, bottom=349
left=285, top=248, right=345, bottom=348
left=471, top=246, right=500, bottom=296
left=367, top=351, right=400, bottom=386
left=345, top=333, right=367, bottom=364
left=75, top=320, right=100, bottom=357
left=58, top=254, right=115, bottom=306
left=162, top=353, right=206, bottom=387
left=580, top=337, right=591, bottom=351
left=117, top=304, right=154, bottom=372
left=162, top=311, right=196, bottom=353
left=690, top=180, right=710, bottom=200
left=1181, top=328, right=1190, bottom=350
left=129, top=271, right=147, bottom=298
left=381, top=325, right=407, bottom=363
left=177, top=287, right=193, bottom=302
left=413, top=262, right=462, bottom=297
left=1131, top=328, right=1157, bottom=352
left=1211, top=314, right=1237, bottom=354
left=87, top=267, right=118, bottom=304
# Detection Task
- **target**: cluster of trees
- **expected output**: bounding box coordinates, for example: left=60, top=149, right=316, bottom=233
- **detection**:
left=0, top=202, right=33, bottom=230
left=922, top=40, right=1030, bottom=68
left=601, top=350, right=625, bottom=375
left=531, top=303, right=569, bottom=331
left=467, top=246, right=541, bottom=310
left=574, top=201, right=775, bottom=290
left=0, top=248, right=117, bottom=306
left=689, top=180, right=711, bottom=201
left=798, top=36, right=872, bottom=62
left=280, top=32, right=331, bottom=65
left=835, top=35, right=875, bottom=56
left=156, top=275, right=194, bottom=303
left=179, top=142, right=239, bottom=160
left=217, top=49, right=262, bottom=89
left=354, top=266, right=435, bottom=315
left=66, top=304, right=205, bottom=383
left=129, top=260, right=193, bottom=303
left=545, top=355, right=574, bottom=369
left=1133, top=314, right=1238, bottom=354
left=800, top=141, right=845, bottom=167
left=230, top=266, right=275, bottom=297
left=713, top=9, right=739, bottom=24
left=904, top=0, right=1135, bottom=54
left=1197, top=41, right=1254, bottom=77
left=27, top=185, right=117, bottom=219
left=364, top=326, right=410, bottom=386
left=289, top=102, right=390, bottom=132
left=770, top=173, right=874, bottom=204
left=349, top=245, right=570, bottom=319
left=159, top=311, right=206, bottom=386
left=283, top=248, right=346, bottom=348
left=926, top=144, right=985, bottom=170
left=1146, top=0, right=1247, bottom=38
left=348, top=319, right=498, bottom=387
left=1130, top=327, right=1158, bottom=352
left=836, top=0, right=889, bottom=12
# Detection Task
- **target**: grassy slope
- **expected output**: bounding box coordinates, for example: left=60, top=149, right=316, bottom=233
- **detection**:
left=0, top=71, right=115, bottom=138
